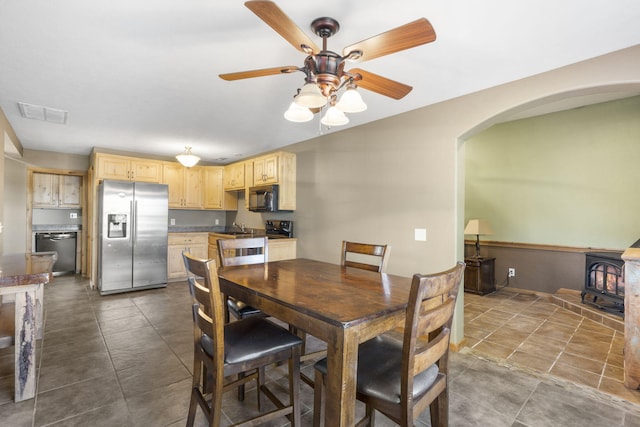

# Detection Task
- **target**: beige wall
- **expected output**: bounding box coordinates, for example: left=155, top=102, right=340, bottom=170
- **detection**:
left=1, top=107, right=22, bottom=255
left=284, top=44, right=640, bottom=344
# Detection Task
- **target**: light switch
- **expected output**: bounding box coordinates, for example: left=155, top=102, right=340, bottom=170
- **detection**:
left=414, top=228, right=427, bottom=241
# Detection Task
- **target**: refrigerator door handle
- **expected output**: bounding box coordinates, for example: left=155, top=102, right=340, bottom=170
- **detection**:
left=131, top=200, right=137, bottom=246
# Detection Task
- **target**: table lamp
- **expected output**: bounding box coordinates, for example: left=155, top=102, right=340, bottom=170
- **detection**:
left=464, top=219, right=493, bottom=258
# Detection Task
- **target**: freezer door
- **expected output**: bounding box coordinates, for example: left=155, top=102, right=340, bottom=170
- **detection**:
left=98, top=180, right=134, bottom=292
left=132, top=182, right=168, bottom=288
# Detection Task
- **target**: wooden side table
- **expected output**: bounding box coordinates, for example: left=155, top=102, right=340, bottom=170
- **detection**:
left=464, top=257, right=496, bottom=295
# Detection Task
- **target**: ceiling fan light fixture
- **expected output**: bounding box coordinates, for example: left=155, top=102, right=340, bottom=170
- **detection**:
left=294, top=82, right=327, bottom=108
left=336, top=87, right=367, bottom=113
left=176, top=146, right=200, bottom=168
left=284, top=101, right=313, bottom=122
left=321, top=105, right=349, bottom=127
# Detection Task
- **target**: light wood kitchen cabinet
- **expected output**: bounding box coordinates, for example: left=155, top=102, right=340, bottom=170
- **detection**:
left=223, top=162, right=246, bottom=190
left=253, top=153, right=279, bottom=185
left=95, top=153, right=162, bottom=183
left=163, top=163, right=203, bottom=209
left=208, top=233, right=297, bottom=267
left=252, top=151, right=296, bottom=211
left=204, top=167, right=238, bottom=210
left=168, top=233, right=208, bottom=281
left=32, top=173, right=82, bottom=208
left=268, top=238, right=297, bottom=262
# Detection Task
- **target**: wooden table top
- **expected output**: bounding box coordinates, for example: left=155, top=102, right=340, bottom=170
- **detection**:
left=0, top=252, right=57, bottom=288
left=218, top=258, right=412, bottom=328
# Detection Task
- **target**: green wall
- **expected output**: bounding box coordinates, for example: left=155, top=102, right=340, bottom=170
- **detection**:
left=466, top=95, right=640, bottom=250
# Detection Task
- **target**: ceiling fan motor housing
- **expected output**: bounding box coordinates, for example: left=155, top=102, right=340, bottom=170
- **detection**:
left=305, top=52, right=344, bottom=96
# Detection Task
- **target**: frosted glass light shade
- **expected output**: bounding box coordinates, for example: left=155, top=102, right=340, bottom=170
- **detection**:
left=176, top=146, right=200, bottom=167
left=336, top=88, right=367, bottom=113
left=294, top=83, right=327, bottom=108
left=321, top=106, right=349, bottom=127
left=284, top=102, right=313, bottom=122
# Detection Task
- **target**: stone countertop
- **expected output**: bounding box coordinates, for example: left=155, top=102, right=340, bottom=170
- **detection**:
left=168, top=225, right=227, bottom=233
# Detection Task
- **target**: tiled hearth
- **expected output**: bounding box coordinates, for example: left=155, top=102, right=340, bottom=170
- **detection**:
left=463, top=287, right=640, bottom=405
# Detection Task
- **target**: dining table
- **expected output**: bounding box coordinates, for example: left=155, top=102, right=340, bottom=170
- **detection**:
left=217, top=258, right=413, bottom=427
left=0, top=251, right=57, bottom=402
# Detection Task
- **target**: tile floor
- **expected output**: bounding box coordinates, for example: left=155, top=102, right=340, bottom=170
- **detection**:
left=0, top=275, right=638, bottom=426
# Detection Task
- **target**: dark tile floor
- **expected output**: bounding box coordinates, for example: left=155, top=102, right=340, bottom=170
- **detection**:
left=0, top=275, right=639, bottom=426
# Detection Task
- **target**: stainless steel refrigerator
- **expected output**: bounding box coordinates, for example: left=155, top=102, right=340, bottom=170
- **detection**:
left=98, top=180, right=168, bottom=295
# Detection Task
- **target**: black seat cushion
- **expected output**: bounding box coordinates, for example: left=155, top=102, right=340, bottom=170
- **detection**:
left=315, top=335, right=439, bottom=404
left=227, top=298, right=262, bottom=318
left=201, top=317, right=302, bottom=365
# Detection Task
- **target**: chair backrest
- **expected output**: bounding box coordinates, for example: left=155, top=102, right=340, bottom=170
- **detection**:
left=182, top=251, right=225, bottom=368
left=340, top=240, right=390, bottom=272
left=401, top=261, right=465, bottom=416
left=218, top=237, right=268, bottom=267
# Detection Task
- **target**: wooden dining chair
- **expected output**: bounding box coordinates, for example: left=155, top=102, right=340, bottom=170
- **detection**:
left=312, top=262, right=465, bottom=427
left=217, top=237, right=268, bottom=321
left=341, top=240, right=390, bottom=272
left=297, top=240, right=391, bottom=383
left=182, top=251, right=302, bottom=427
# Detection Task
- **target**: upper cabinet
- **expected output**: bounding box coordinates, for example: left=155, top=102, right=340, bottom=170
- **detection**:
left=223, top=162, right=245, bottom=190
left=204, top=167, right=237, bottom=210
left=253, top=154, right=279, bottom=185
left=251, top=151, right=296, bottom=211
left=163, top=163, right=203, bottom=209
left=95, top=153, right=163, bottom=183
left=32, top=173, right=82, bottom=208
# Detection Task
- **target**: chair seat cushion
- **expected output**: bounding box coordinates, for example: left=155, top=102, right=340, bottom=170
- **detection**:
left=315, top=335, right=439, bottom=404
left=201, top=317, right=302, bottom=365
left=227, top=298, right=262, bottom=318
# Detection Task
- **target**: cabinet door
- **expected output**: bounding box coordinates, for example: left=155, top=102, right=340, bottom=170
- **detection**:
left=204, top=167, right=224, bottom=209
left=32, top=173, right=58, bottom=207
left=163, top=163, right=184, bottom=208
left=183, top=167, right=203, bottom=209
left=254, top=155, right=279, bottom=185
left=167, top=244, right=187, bottom=279
left=223, top=162, right=245, bottom=190
left=130, top=160, right=162, bottom=183
left=58, top=175, right=82, bottom=208
left=97, top=155, right=131, bottom=180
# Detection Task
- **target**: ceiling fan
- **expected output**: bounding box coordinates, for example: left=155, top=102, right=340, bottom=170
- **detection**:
left=219, top=1, right=437, bottom=125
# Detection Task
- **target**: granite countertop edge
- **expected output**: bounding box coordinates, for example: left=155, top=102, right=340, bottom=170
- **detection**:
left=32, top=224, right=82, bottom=232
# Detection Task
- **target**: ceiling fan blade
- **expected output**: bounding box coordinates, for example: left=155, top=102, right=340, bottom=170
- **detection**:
left=245, top=1, right=320, bottom=54
left=219, top=66, right=299, bottom=81
left=348, top=68, right=413, bottom=100
left=343, top=18, right=436, bottom=62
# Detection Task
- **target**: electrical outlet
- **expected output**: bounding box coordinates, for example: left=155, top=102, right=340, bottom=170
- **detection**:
left=508, top=268, right=516, bottom=277
left=215, top=219, right=220, bottom=225
left=69, top=212, right=77, bottom=219
left=170, top=218, right=176, bottom=226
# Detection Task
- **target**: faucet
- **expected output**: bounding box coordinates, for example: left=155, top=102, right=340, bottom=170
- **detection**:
left=232, top=221, right=246, bottom=233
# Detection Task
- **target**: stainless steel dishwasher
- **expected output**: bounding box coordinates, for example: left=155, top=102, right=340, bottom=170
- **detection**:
left=35, top=232, right=76, bottom=275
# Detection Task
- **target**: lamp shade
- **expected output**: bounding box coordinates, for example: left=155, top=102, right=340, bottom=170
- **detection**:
left=294, top=83, right=327, bottom=109
left=464, top=219, right=493, bottom=236
left=176, top=146, right=200, bottom=168
left=336, top=87, right=367, bottom=113
left=320, top=105, right=349, bottom=127
left=284, top=102, right=313, bottom=122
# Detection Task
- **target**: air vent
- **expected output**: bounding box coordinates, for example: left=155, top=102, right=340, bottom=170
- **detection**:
left=18, top=102, right=68, bottom=124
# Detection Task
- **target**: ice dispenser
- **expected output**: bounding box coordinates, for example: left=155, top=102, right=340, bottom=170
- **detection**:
left=107, top=214, right=127, bottom=238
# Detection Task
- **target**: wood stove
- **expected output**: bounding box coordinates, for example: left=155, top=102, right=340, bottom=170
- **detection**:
left=582, top=251, right=625, bottom=315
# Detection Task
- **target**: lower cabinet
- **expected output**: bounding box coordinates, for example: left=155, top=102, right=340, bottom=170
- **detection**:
left=208, top=233, right=297, bottom=267
left=168, top=233, right=208, bottom=281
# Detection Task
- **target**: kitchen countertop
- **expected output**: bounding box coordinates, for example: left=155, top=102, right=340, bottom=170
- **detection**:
left=168, top=226, right=295, bottom=239
left=32, top=224, right=82, bottom=232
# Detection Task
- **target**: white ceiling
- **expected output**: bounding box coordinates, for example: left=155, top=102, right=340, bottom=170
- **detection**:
left=1, top=0, right=639, bottom=164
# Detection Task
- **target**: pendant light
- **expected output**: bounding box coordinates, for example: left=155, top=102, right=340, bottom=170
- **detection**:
left=176, top=146, right=200, bottom=168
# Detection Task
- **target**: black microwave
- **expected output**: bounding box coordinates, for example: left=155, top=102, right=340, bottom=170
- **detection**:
left=248, top=184, right=279, bottom=212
